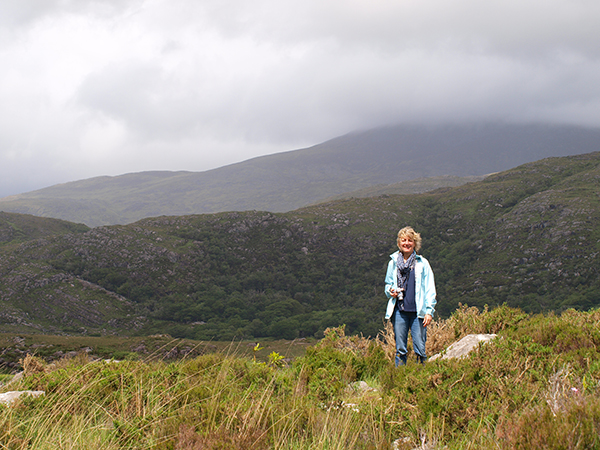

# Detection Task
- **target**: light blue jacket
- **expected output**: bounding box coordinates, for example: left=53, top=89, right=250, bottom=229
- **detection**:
left=384, top=251, right=437, bottom=320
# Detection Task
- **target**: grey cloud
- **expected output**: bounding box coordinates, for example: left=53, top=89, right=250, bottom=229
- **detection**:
left=76, top=61, right=199, bottom=140
left=0, top=0, right=143, bottom=26
left=2, top=0, right=600, bottom=198
left=74, top=41, right=600, bottom=146
left=195, top=0, right=600, bottom=58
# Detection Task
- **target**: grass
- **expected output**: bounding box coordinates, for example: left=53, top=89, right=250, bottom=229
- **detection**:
left=0, top=334, right=315, bottom=374
left=1, top=305, right=600, bottom=449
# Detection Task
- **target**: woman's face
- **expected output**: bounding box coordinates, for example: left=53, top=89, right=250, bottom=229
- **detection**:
left=399, top=235, right=415, bottom=257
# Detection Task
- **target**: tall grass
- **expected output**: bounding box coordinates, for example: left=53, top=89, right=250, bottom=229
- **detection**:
left=1, top=305, right=599, bottom=449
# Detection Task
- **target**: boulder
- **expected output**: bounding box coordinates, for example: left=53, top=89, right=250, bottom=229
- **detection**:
left=0, top=390, right=45, bottom=405
left=429, top=334, right=497, bottom=361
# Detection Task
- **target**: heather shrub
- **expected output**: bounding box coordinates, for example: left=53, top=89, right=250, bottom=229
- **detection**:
left=496, top=370, right=600, bottom=449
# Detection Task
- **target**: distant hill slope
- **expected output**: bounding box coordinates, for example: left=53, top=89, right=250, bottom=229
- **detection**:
left=1, top=123, right=599, bottom=227
left=312, top=174, right=488, bottom=204
left=1, top=151, right=599, bottom=338
left=0, top=212, right=89, bottom=247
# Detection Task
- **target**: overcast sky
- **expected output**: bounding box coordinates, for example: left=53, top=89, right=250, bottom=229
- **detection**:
left=1, top=0, right=600, bottom=197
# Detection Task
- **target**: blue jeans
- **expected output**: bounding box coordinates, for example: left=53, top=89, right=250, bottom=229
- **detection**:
left=391, top=309, right=427, bottom=366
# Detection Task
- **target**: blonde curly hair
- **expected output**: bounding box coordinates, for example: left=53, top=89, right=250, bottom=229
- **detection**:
left=396, top=226, right=422, bottom=253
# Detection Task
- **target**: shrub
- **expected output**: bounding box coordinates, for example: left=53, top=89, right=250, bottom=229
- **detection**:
left=496, top=394, right=600, bottom=449
left=296, top=325, right=388, bottom=401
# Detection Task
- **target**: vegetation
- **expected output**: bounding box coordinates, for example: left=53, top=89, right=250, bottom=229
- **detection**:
left=0, top=333, right=314, bottom=373
left=310, top=175, right=487, bottom=205
left=2, top=305, right=600, bottom=449
left=0, top=212, right=88, bottom=247
left=1, top=152, right=599, bottom=339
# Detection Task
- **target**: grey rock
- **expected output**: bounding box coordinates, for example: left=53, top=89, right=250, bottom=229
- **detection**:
left=429, top=334, right=497, bottom=361
left=0, top=390, right=45, bottom=405
left=345, top=380, right=377, bottom=395
left=5, top=371, right=23, bottom=386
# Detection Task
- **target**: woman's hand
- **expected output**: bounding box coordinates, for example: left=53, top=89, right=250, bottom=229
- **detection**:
left=389, top=288, right=398, bottom=298
left=423, top=314, right=433, bottom=327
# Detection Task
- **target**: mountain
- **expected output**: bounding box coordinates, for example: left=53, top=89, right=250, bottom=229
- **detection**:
left=0, top=151, right=599, bottom=339
left=1, top=123, right=599, bottom=227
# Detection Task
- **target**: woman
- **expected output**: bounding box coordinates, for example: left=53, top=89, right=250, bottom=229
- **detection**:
left=384, top=226, right=437, bottom=366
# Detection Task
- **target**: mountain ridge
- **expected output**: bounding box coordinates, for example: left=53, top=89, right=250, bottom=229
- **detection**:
left=2, top=123, right=599, bottom=227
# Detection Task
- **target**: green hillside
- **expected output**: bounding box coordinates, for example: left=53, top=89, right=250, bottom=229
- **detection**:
left=0, top=152, right=599, bottom=338
left=0, top=212, right=89, bottom=247
left=1, top=123, right=599, bottom=226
